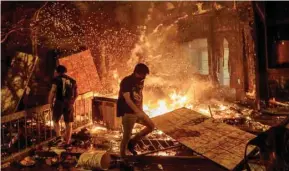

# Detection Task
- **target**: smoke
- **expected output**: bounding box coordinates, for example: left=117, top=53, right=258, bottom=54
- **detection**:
left=98, top=2, right=216, bottom=106
left=114, top=2, right=215, bottom=105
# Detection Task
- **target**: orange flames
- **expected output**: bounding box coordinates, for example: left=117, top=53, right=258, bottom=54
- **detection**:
left=143, top=90, right=194, bottom=118
left=102, top=70, right=242, bottom=120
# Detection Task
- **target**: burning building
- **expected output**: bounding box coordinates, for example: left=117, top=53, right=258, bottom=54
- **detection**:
left=1, top=1, right=289, bottom=171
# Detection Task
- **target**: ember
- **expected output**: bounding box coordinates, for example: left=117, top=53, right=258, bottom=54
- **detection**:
left=1, top=1, right=289, bottom=171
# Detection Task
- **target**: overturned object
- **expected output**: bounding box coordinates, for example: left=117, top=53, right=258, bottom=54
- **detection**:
left=77, top=150, right=111, bottom=170
left=152, top=108, right=256, bottom=170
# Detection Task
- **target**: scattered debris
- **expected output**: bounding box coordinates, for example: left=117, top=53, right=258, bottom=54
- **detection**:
left=20, top=156, right=36, bottom=167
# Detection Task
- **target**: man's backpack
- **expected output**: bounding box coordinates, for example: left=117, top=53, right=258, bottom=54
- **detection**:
left=61, top=76, right=77, bottom=101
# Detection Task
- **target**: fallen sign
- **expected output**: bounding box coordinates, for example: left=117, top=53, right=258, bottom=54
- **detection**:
left=151, top=108, right=256, bottom=170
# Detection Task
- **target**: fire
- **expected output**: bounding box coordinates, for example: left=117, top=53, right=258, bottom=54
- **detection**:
left=155, top=151, right=176, bottom=156
left=155, top=130, right=164, bottom=135
left=144, top=91, right=193, bottom=117
left=142, top=90, right=238, bottom=120
left=198, top=108, right=210, bottom=115
left=112, top=69, right=121, bottom=84
left=90, top=125, right=107, bottom=134
left=45, top=121, right=54, bottom=127
left=219, top=104, right=227, bottom=111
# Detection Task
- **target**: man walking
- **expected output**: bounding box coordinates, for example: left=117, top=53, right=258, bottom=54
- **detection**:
left=48, top=65, right=78, bottom=146
left=117, top=63, right=155, bottom=157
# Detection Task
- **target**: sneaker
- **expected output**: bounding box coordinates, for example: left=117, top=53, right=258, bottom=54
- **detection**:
left=63, top=143, right=72, bottom=150
left=49, top=137, right=63, bottom=147
left=55, top=136, right=63, bottom=143
left=127, top=140, right=137, bottom=156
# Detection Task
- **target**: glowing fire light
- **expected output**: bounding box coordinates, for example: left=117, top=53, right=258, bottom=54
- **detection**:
left=90, top=126, right=107, bottom=134
left=219, top=104, right=227, bottom=111
left=142, top=89, right=240, bottom=122
left=155, top=130, right=164, bottom=135
left=198, top=108, right=210, bottom=115
left=45, top=121, right=54, bottom=127
left=155, top=151, right=175, bottom=156
left=144, top=91, right=194, bottom=118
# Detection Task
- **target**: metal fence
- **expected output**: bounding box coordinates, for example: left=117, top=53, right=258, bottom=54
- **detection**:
left=1, top=96, right=93, bottom=164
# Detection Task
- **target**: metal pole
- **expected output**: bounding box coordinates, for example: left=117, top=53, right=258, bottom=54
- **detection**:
left=9, top=121, right=12, bottom=145
left=25, top=113, right=28, bottom=148
left=208, top=105, right=213, bottom=118
left=156, top=139, right=165, bottom=149
left=50, top=109, right=52, bottom=138
left=2, top=124, right=5, bottom=145
left=80, top=100, right=85, bottom=125
left=36, top=112, right=40, bottom=143
left=17, top=119, right=20, bottom=152
left=145, top=137, right=157, bottom=151
left=44, top=111, right=47, bottom=141
left=74, top=101, right=77, bottom=127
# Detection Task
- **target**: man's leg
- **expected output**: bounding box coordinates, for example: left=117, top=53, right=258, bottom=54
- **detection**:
left=64, top=122, right=72, bottom=144
left=131, top=114, right=155, bottom=143
left=63, top=105, right=74, bottom=145
left=120, top=114, right=137, bottom=158
left=54, top=120, right=61, bottom=137
left=52, top=102, right=62, bottom=138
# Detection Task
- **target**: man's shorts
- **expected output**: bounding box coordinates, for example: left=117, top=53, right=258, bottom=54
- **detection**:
left=52, top=100, right=74, bottom=123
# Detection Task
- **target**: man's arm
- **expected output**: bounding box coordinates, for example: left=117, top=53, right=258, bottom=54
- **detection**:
left=48, top=84, right=57, bottom=106
left=123, top=92, right=146, bottom=115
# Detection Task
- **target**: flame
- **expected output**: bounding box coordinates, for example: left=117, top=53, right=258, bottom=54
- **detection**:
left=112, top=69, right=121, bottom=84
left=198, top=108, right=210, bottom=115
left=144, top=91, right=193, bottom=117
left=155, top=130, right=164, bottom=135
left=45, top=121, right=54, bottom=127
left=90, top=125, right=107, bottom=134
left=143, top=90, right=237, bottom=120
left=156, top=151, right=175, bottom=156
left=219, top=104, right=227, bottom=111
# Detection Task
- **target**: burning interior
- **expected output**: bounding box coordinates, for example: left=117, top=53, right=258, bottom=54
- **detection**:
left=1, top=1, right=289, bottom=171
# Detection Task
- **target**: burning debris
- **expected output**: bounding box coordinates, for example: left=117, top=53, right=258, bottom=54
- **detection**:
left=2, top=1, right=289, bottom=171
left=5, top=123, right=187, bottom=170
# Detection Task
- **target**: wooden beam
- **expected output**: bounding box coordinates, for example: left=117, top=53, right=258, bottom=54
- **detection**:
left=252, top=2, right=269, bottom=108
left=255, top=3, right=265, bottom=24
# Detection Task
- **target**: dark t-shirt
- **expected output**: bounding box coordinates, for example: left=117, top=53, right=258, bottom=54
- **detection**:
left=117, top=74, right=144, bottom=117
left=52, top=75, right=77, bottom=102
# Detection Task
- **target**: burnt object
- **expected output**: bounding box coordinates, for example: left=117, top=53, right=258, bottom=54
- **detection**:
left=245, top=126, right=289, bottom=171
left=275, top=41, right=289, bottom=65
left=92, top=97, right=121, bottom=130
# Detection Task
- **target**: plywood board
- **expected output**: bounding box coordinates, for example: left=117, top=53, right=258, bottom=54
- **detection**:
left=59, top=50, right=101, bottom=94
left=152, top=108, right=256, bottom=170
left=1, top=52, right=38, bottom=115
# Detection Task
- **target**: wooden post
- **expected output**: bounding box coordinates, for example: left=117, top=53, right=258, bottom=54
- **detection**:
left=252, top=2, right=269, bottom=109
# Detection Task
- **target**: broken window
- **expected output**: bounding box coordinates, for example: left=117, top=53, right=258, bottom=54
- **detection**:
left=187, top=38, right=209, bottom=75
left=219, top=39, right=230, bottom=86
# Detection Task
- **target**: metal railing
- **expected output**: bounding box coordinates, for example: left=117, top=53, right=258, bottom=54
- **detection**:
left=1, top=95, right=93, bottom=164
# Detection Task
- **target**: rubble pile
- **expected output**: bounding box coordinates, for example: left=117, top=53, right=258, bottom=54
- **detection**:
left=7, top=123, right=186, bottom=170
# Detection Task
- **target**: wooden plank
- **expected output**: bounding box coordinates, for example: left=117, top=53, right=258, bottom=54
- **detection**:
left=262, top=109, right=289, bottom=116
left=152, top=108, right=256, bottom=170
left=1, top=111, right=26, bottom=123
left=1, top=104, right=50, bottom=124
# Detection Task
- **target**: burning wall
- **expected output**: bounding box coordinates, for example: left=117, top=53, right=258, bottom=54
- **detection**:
left=54, top=2, right=257, bottom=116
left=103, top=2, right=256, bottom=110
